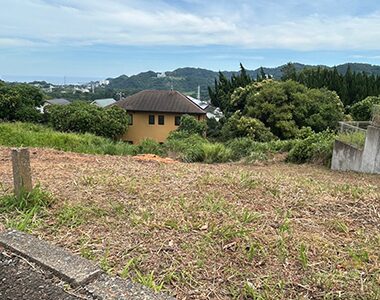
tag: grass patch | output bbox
[0,122,137,156]
[0,185,53,232]
[337,131,366,149]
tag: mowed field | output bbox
[0,147,379,299]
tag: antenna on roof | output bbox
[170,83,173,91]
[197,85,200,100]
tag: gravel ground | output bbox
[0,248,89,300]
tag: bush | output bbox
[0,82,44,122]
[47,102,128,139]
[178,115,207,136]
[286,131,335,165]
[221,112,276,142]
[226,137,296,161]
[350,96,380,121]
[202,143,232,163]
[165,133,207,162]
[232,80,345,139]
[137,139,165,156]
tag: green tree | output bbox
[233,80,344,139]
[350,96,380,121]
[220,111,275,141]
[281,62,297,81]
[0,82,44,122]
[177,114,207,136]
[47,102,128,139]
[208,64,253,116]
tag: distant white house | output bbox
[91,98,116,108]
[186,95,223,121]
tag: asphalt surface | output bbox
[0,249,86,300]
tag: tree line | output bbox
[281,63,380,107]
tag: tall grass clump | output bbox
[137,139,166,156]
[0,185,54,231]
[202,143,232,163]
[0,122,137,156]
[165,132,207,162]
[226,137,297,161]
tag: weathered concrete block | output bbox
[0,230,100,286]
[331,140,363,172]
[361,126,380,174]
[85,274,175,300]
[11,148,33,197]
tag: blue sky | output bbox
[1,0,380,80]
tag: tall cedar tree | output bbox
[285,63,380,107]
[208,63,252,116]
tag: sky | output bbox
[1,0,380,81]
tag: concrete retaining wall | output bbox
[331,140,363,172]
[332,125,380,174]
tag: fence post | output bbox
[11,148,33,197]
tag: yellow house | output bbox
[112,90,206,144]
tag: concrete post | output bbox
[361,126,380,173]
[11,148,33,197]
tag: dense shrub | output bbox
[220,112,276,142]
[206,118,222,139]
[137,139,166,156]
[165,132,207,162]
[0,82,44,122]
[47,102,128,139]
[226,137,296,161]
[286,131,335,165]
[350,96,380,121]
[231,80,345,139]
[202,143,232,163]
[178,114,207,136]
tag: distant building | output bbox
[110,90,206,144]
[91,98,116,108]
[45,98,71,106]
[37,98,71,113]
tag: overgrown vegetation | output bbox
[0,122,337,165]
[0,122,137,156]
[0,82,44,123]
[287,131,335,165]
[47,102,129,139]
[0,185,53,232]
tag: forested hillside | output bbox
[107,63,380,100]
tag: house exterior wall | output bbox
[122,112,206,144]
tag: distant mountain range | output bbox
[107,63,380,100]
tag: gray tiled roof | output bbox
[111,90,206,114]
[45,98,70,105]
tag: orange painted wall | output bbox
[122,112,205,144]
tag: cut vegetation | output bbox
[0,147,379,299]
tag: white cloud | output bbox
[0,0,380,50]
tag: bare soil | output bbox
[0,147,379,299]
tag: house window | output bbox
[149,114,155,124]
[128,114,133,125]
[158,115,165,125]
[175,116,181,126]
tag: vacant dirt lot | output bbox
[0,147,379,299]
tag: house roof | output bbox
[186,95,209,110]
[45,98,70,105]
[91,98,116,107]
[111,90,206,115]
